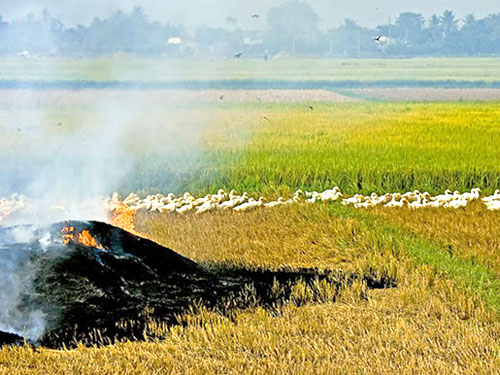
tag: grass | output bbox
[1,57,500,82]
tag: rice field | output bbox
[3,95,500,196]
[1,57,500,82]
[2,87,500,374]
[192,102,500,196]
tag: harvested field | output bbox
[0,89,357,107]
[182,89,358,102]
[349,88,500,101]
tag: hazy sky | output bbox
[0,0,498,30]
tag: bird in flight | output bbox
[308,105,314,111]
[234,52,243,58]
[374,35,389,43]
[219,95,224,100]
[251,14,260,19]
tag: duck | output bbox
[294,189,305,198]
[434,189,453,202]
[482,189,500,203]
[282,195,302,205]
[307,192,322,203]
[135,201,152,211]
[234,192,250,206]
[377,193,393,205]
[264,197,287,208]
[216,189,228,202]
[320,189,342,202]
[218,198,238,210]
[150,200,166,212]
[409,196,425,209]
[462,188,481,201]
[123,193,141,206]
[342,194,366,206]
[158,202,177,213]
[445,199,468,209]
[385,197,408,208]
[234,197,265,212]
[197,197,218,213]
[485,200,500,211]
[192,196,207,207]
[354,200,373,209]
[402,190,420,202]
[196,201,217,214]
[425,199,442,208]
[393,198,409,208]
[176,202,194,214]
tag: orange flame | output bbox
[61,226,103,249]
[78,230,104,249]
[110,202,144,237]
[61,226,74,245]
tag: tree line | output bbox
[0,1,499,58]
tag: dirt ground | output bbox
[4,88,500,106]
[349,88,500,101]
[0,89,358,106]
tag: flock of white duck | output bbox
[1,187,500,223]
[108,187,500,215]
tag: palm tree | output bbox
[428,14,442,45]
[440,10,458,37]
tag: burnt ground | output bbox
[0,221,395,348]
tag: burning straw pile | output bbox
[0,213,389,348]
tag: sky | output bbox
[0,0,498,30]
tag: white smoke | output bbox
[0,226,49,340]
[0,85,212,342]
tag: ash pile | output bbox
[0,221,217,348]
[0,221,394,348]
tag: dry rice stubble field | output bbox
[3,203,500,374]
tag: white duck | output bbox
[434,189,453,203]
[196,201,217,214]
[264,197,287,208]
[485,200,500,211]
[354,200,373,209]
[176,202,194,214]
[482,189,500,203]
[306,192,322,203]
[320,189,342,202]
[342,194,365,206]
[461,188,481,201]
[445,199,468,209]
[158,201,177,213]
[233,197,265,212]
[385,197,408,208]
